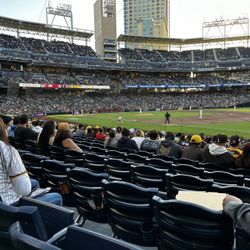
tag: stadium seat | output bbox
[83,153,106,173]
[145,158,172,170]
[106,149,126,159]
[126,153,147,164]
[230,168,250,179]
[90,146,106,156]
[64,149,84,167]
[10,222,141,250]
[174,158,199,167]
[49,146,65,161]
[165,173,214,199]
[137,151,155,158]
[235,226,250,250]
[131,165,168,190]
[104,158,132,181]
[211,185,250,203]
[68,168,108,225]
[24,140,37,154]
[21,153,49,185]
[154,154,176,162]
[152,196,234,250]
[202,171,244,186]
[198,162,228,172]
[169,164,205,177]
[102,179,158,246]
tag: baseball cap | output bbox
[58,122,70,132]
[230,135,240,147]
[191,135,203,144]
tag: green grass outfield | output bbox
[47,108,250,138]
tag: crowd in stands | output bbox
[0,91,249,116]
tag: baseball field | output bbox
[47,108,250,138]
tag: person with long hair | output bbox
[53,122,82,152]
[37,120,56,155]
[0,118,62,205]
[235,143,250,169]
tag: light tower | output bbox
[46,1,74,42]
[94,0,117,62]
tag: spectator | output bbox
[116,127,122,140]
[227,135,243,158]
[202,134,235,168]
[32,119,44,134]
[223,195,249,234]
[117,128,138,152]
[8,116,19,138]
[95,128,107,140]
[53,122,83,152]
[104,129,117,148]
[0,115,12,129]
[181,134,203,161]
[85,126,94,138]
[235,143,250,169]
[157,132,182,158]
[74,124,85,137]
[132,129,145,149]
[141,130,161,153]
[37,120,56,156]
[0,118,62,205]
[14,114,38,142]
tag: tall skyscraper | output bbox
[124,0,170,39]
[94,0,117,61]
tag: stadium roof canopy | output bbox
[0,16,93,40]
[117,34,250,46]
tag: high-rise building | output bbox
[94,0,117,62]
[124,0,170,47]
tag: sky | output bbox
[0,0,249,48]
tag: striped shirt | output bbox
[0,141,27,205]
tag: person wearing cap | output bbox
[227,135,243,159]
[181,135,203,161]
[201,134,235,168]
[53,122,83,152]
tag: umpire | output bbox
[165,112,171,124]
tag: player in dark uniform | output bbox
[165,112,171,124]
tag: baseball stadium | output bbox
[0,0,250,249]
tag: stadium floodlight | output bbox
[47,0,72,17]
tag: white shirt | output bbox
[132,137,145,149]
[0,141,31,205]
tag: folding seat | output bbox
[155,154,175,162]
[49,146,65,161]
[24,140,37,154]
[131,165,168,191]
[202,170,244,186]
[21,153,49,185]
[90,146,106,156]
[174,157,199,167]
[152,196,234,250]
[10,223,141,250]
[68,168,108,225]
[145,158,172,170]
[104,158,132,181]
[165,173,214,199]
[41,160,75,205]
[211,185,250,203]
[230,168,250,179]
[126,153,147,164]
[83,153,106,173]
[169,164,204,177]
[198,162,226,172]
[106,149,126,159]
[137,150,155,158]
[64,149,84,167]
[102,179,158,246]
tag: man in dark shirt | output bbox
[14,114,38,142]
[117,128,138,152]
[165,112,171,124]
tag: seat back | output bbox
[0,202,47,241]
[174,158,199,167]
[126,153,147,164]
[235,226,250,250]
[49,146,65,161]
[106,150,126,159]
[68,168,108,224]
[212,185,250,203]
[18,197,74,239]
[102,180,158,246]
[202,171,244,186]
[10,222,61,250]
[170,164,204,176]
[63,225,141,250]
[83,153,106,173]
[105,158,132,181]
[131,165,168,190]
[165,173,213,199]
[146,158,172,170]
[198,162,226,172]
[155,154,175,162]
[24,140,37,154]
[21,153,48,183]
[64,149,84,167]
[153,196,234,250]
